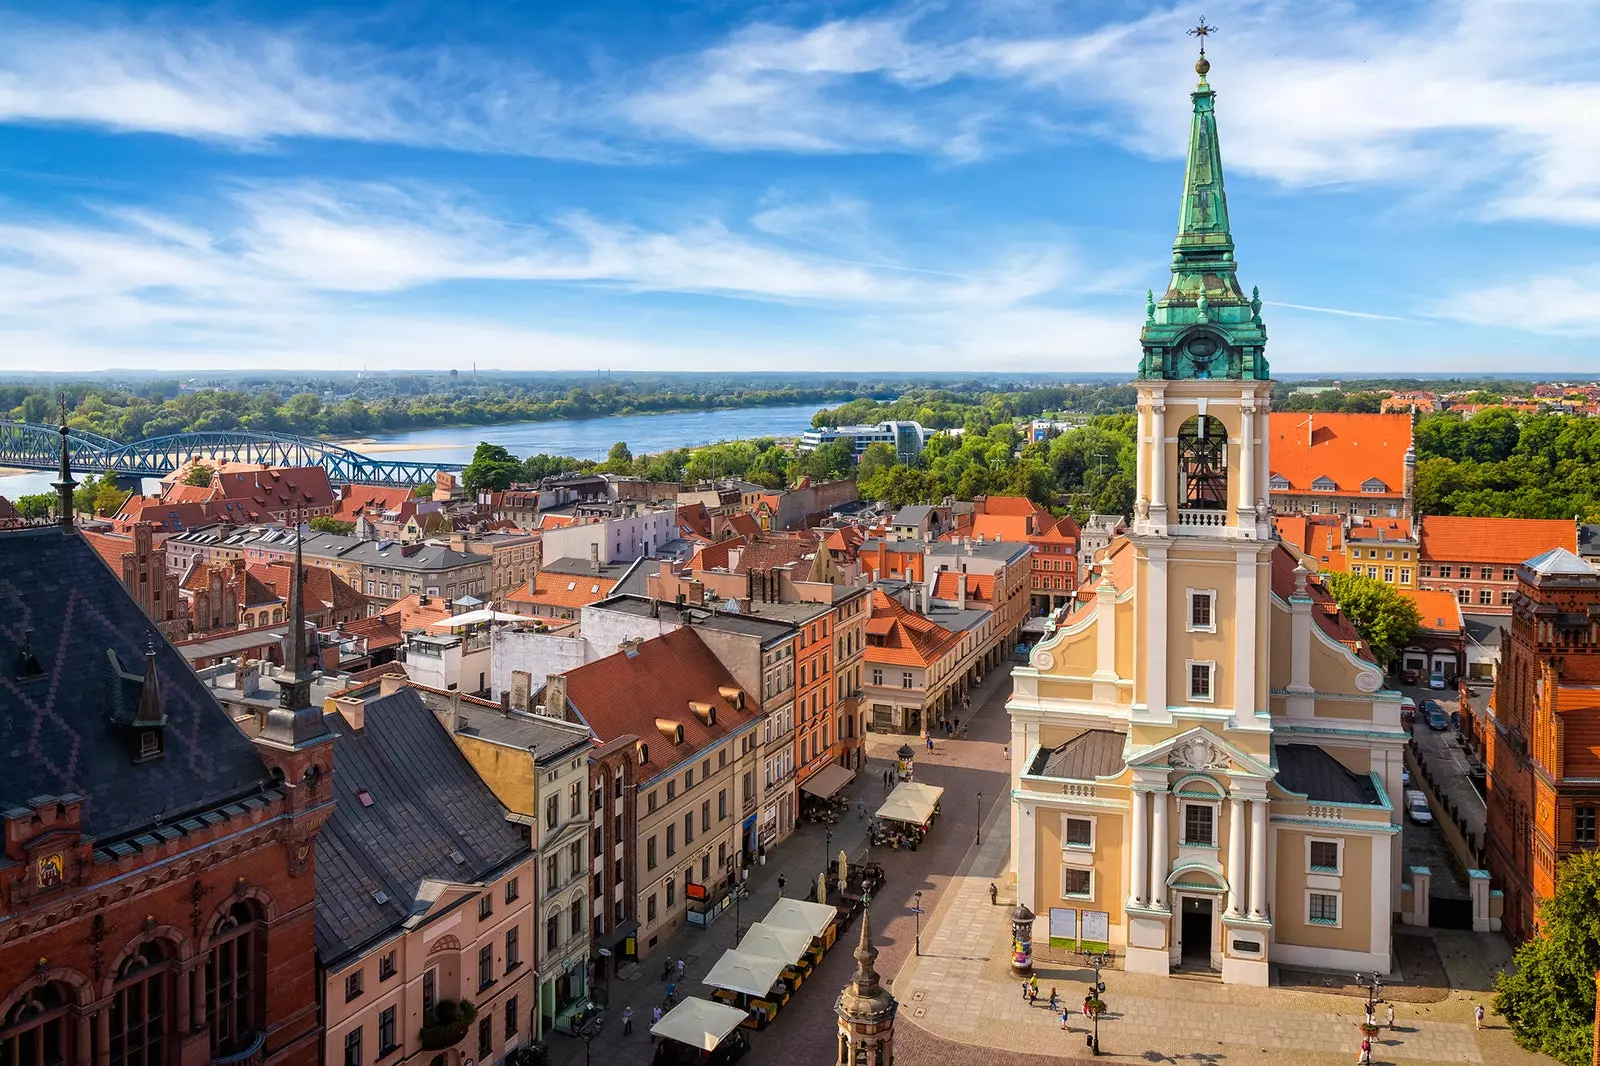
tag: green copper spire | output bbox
[1138,39,1268,381]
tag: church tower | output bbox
[835,907,897,1066]
[1009,35,1404,991]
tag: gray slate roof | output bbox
[314,688,531,965]
[453,708,590,768]
[0,527,274,843]
[1031,729,1125,780]
[1274,744,1380,805]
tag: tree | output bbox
[182,462,215,487]
[94,479,131,517]
[461,442,521,493]
[14,493,54,520]
[1494,849,1600,1066]
[606,441,633,466]
[1320,571,1420,667]
[857,441,898,484]
[412,483,435,498]
[308,516,356,535]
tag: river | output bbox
[0,403,822,499]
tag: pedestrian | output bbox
[1029,975,1038,999]
[661,959,672,982]
[989,882,998,906]
[1060,1005,1071,1030]
[1021,979,1029,1001]
[676,957,685,980]
[666,980,677,1005]
[1386,1003,1395,1030]
[1048,987,1058,1011]
[954,716,960,733]
[926,735,934,752]
[1474,1004,1485,1029]
[622,1006,633,1035]
[778,874,786,895]
[858,799,866,818]
[1004,743,1010,761]
[1357,1038,1371,1065]
[651,1005,663,1026]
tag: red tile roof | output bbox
[507,570,620,611]
[688,537,744,572]
[213,466,335,512]
[863,589,960,668]
[563,628,760,777]
[1418,516,1576,565]
[1401,588,1464,633]
[335,485,414,521]
[253,561,364,615]
[1348,517,1413,541]
[113,495,225,533]
[966,515,1032,542]
[931,571,996,606]
[981,495,1046,517]
[1268,544,1375,661]
[381,593,453,632]
[83,529,135,569]
[340,614,405,651]
[1267,412,1412,496]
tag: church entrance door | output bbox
[1179,896,1214,968]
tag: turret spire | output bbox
[274,504,315,711]
[1137,30,1268,382]
[851,904,882,997]
[53,396,76,530]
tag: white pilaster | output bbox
[1226,795,1246,917]
[1149,402,1167,523]
[1129,789,1149,907]
[1247,799,1268,920]
[1287,564,1314,717]
[1145,543,1169,717]
[1234,548,1258,721]
[1149,790,1169,910]
[1237,398,1256,532]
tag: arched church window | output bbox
[206,902,264,1057]
[111,942,173,1066]
[1177,416,1228,510]
[1,982,73,1066]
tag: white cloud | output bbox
[1433,267,1600,336]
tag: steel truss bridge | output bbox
[0,422,463,489]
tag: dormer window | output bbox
[1268,473,1290,491]
[1360,478,1388,494]
[1310,476,1337,492]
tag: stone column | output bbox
[1237,400,1256,528]
[1226,796,1247,917]
[1248,799,1268,920]
[176,962,191,1033]
[1149,790,1169,909]
[1129,789,1149,907]
[94,1007,110,1066]
[1149,403,1167,517]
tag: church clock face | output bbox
[1184,335,1219,377]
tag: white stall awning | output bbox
[799,762,854,799]
[760,897,836,941]
[875,781,944,825]
[700,950,787,998]
[649,997,749,1051]
[737,922,812,965]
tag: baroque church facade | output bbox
[1007,53,1407,984]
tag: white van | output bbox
[1406,790,1433,824]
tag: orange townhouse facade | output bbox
[1418,516,1578,616]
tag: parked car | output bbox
[1402,767,1411,788]
[1406,790,1433,824]
[1420,699,1442,716]
[1400,697,1417,727]
[1429,671,1447,690]
[1426,707,1450,731]
[1400,668,1419,686]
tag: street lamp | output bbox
[1081,950,1109,1056]
[577,1012,603,1066]
[975,791,983,844]
[912,891,924,956]
[1355,971,1384,1030]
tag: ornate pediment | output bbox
[1126,727,1272,780]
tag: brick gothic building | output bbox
[0,456,333,1066]
[1485,548,1600,941]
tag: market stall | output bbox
[701,949,790,1027]
[872,782,944,849]
[649,997,751,1065]
[738,921,816,990]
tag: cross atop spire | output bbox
[53,395,76,531]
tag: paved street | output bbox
[544,666,1551,1066]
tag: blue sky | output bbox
[0,0,1596,375]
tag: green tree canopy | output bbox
[1319,571,1420,667]
[308,516,356,535]
[182,462,215,487]
[1495,849,1600,1066]
[93,479,131,517]
[14,493,54,520]
[461,442,521,493]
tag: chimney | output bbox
[236,658,260,695]
[500,690,511,715]
[618,637,643,658]
[542,673,569,719]
[332,694,365,731]
[958,572,968,611]
[590,542,601,573]
[449,688,462,732]
[450,533,467,552]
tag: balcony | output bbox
[211,1032,266,1066]
[1175,508,1227,529]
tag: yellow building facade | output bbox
[1006,54,1406,985]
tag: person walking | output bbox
[989,882,998,906]
[676,957,685,981]
[1048,987,1058,1011]
[1386,1003,1395,1030]
[953,716,960,733]
[858,799,866,818]
[777,874,786,895]
[926,735,934,752]
[1357,1038,1372,1064]
[1021,979,1029,1002]
[622,1006,633,1035]
[1060,1004,1071,1031]
[1474,1004,1485,1029]
[651,1005,663,1027]
[665,980,677,1005]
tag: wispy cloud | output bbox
[1265,301,1413,323]
[1433,267,1600,337]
